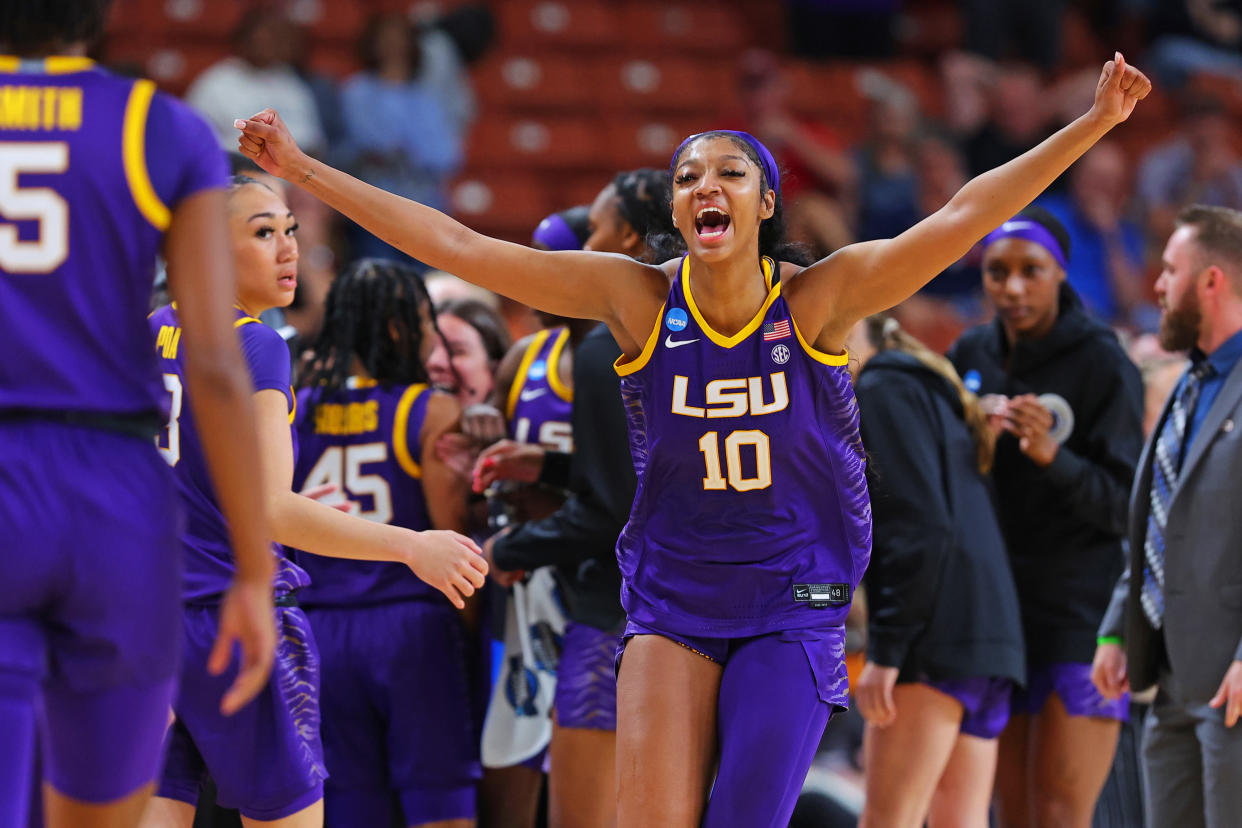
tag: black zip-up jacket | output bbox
[948,285,1143,665]
[491,324,630,633]
[858,351,1026,685]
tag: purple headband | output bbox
[532,213,584,251]
[670,130,781,196]
[982,219,1069,269]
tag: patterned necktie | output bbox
[1141,360,1215,628]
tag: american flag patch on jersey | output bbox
[763,319,792,341]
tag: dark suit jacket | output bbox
[1100,354,1242,702]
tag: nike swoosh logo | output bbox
[519,388,548,402]
[665,335,700,349]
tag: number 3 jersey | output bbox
[614,257,871,638]
[149,305,309,602]
[1,59,228,416]
[507,326,573,451]
[291,380,438,607]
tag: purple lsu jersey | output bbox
[507,326,573,451]
[149,305,309,601]
[614,257,871,638]
[292,380,442,606]
[0,58,228,416]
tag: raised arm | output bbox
[793,54,1151,348]
[233,111,663,346]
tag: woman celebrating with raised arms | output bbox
[236,54,1150,828]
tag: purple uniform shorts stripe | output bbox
[555,622,622,731]
[160,604,325,820]
[1012,661,1130,721]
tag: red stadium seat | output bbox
[596,56,728,116]
[472,53,604,111]
[289,0,368,45]
[782,61,867,138]
[618,2,745,54]
[465,115,604,171]
[105,38,228,96]
[449,171,552,242]
[603,116,704,169]
[151,0,248,39]
[495,1,621,50]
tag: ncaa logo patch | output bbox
[771,343,791,365]
[665,307,689,332]
[963,369,982,393]
[1038,393,1075,444]
[528,360,547,381]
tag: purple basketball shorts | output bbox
[925,676,1014,739]
[159,603,326,820]
[554,621,622,731]
[1011,661,1129,721]
[619,618,848,828]
[307,601,479,827]
[0,421,181,804]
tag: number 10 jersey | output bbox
[614,257,871,638]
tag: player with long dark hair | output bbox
[236,54,1150,826]
[291,258,480,828]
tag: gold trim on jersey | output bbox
[0,56,94,74]
[792,318,849,366]
[614,303,665,377]
[506,328,551,420]
[683,257,781,349]
[234,315,299,421]
[122,79,171,230]
[545,326,572,403]
[393,383,428,479]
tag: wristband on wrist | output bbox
[1097,636,1122,647]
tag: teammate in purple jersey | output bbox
[236,53,1150,827]
[142,179,486,827]
[290,259,480,828]
[0,3,275,825]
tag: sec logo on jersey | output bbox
[770,344,791,365]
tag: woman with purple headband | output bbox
[948,206,1144,827]
[235,54,1150,827]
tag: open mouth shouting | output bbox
[695,206,731,241]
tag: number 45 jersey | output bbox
[0,59,227,416]
[291,380,438,607]
[614,257,872,638]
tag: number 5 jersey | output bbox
[614,257,871,638]
[1,59,227,417]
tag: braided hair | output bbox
[657,131,811,266]
[302,258,439,394]
[609,168,676,262]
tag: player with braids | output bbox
[291,258,482,828]
[237,53,1150,827]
